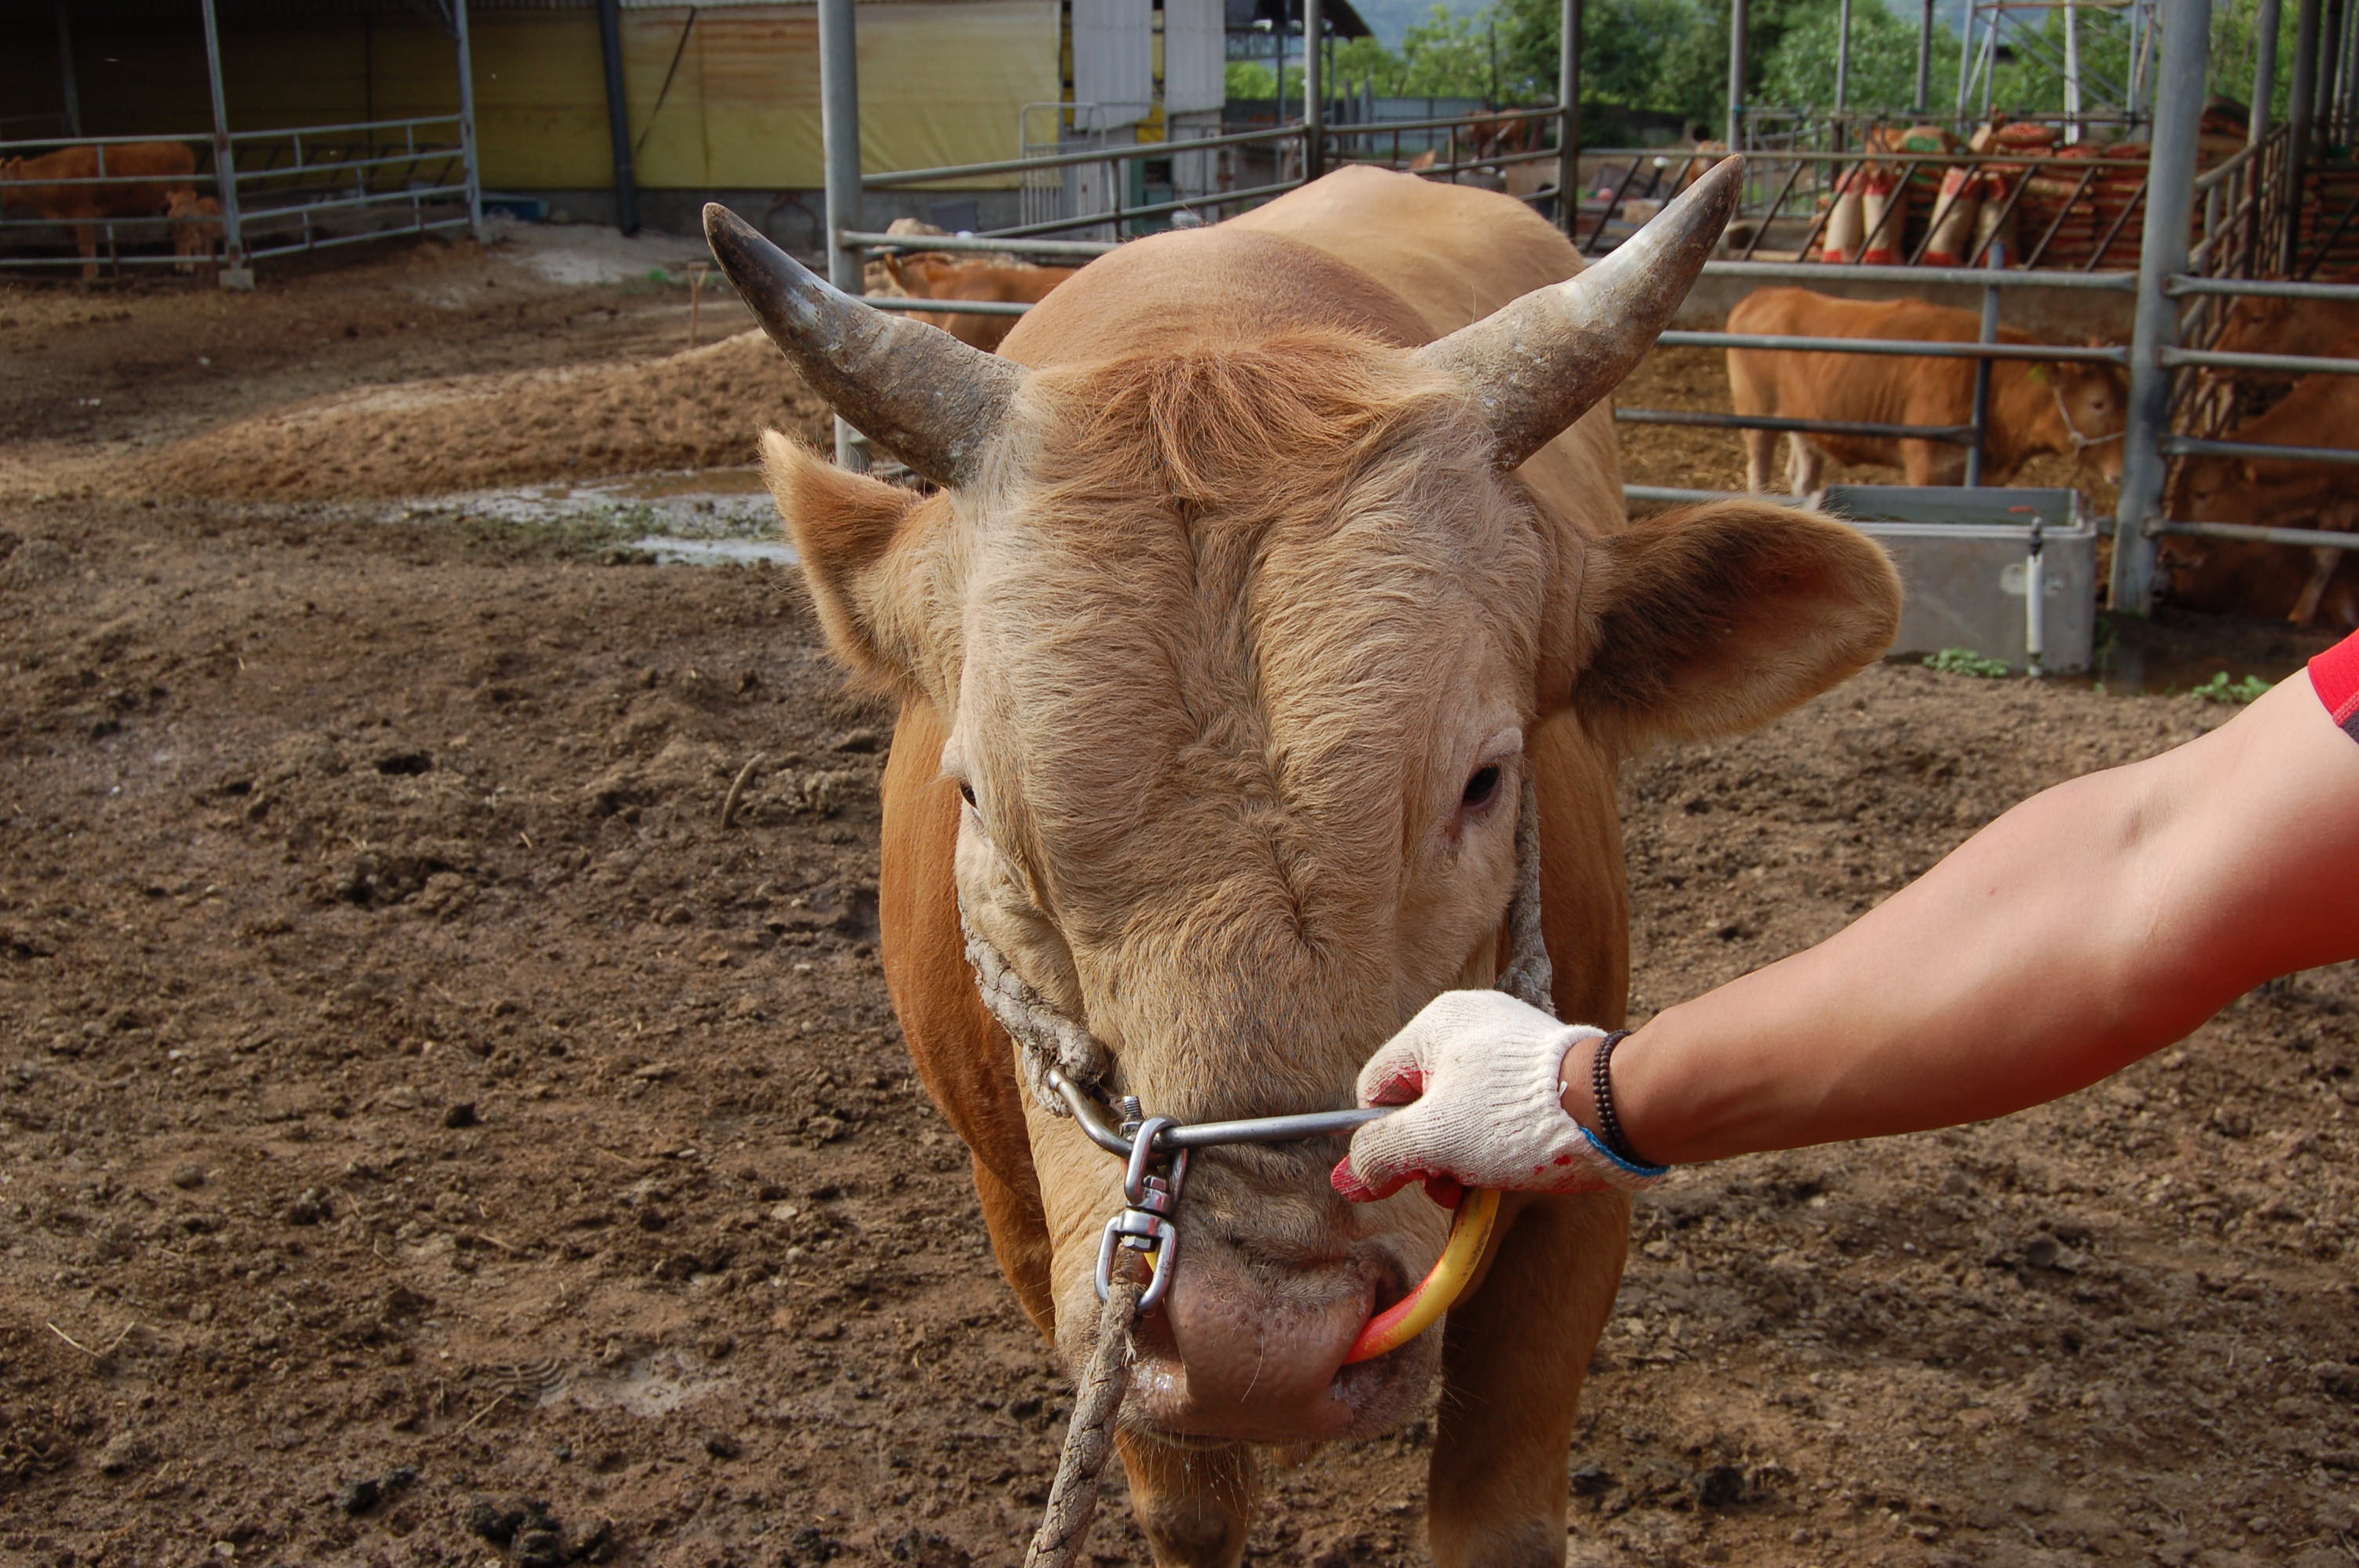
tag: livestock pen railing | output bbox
[0,116,478,277]
[809,0,2354,619]
[0,0,481,284]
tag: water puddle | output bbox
[628,535,798,566]
[382,468,798,565]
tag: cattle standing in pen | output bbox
[871,251,1078,352]
[0,141,198,281]
[703,163,1900,1567]
[2167,372,2359,628]
[1725,287,2128,495]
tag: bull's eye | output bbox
[958,781,978,808]
[1462,764,1503,811]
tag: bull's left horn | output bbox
[703,202,1023,486]
[1414,157,1745,470]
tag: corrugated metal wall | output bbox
[1070,0,1152,127]
[1159,0,1223,116]
[1,3,1056,189]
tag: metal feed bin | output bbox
[1818,486,2098,677]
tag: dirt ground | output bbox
[2,233,2354,1568]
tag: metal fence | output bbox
[813,0,2357,619]
[0,0,480,285]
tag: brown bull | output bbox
[2166,372,2359,628]
[1725,287,2128,494]
[0,140,198,281]
[704,164,1899,1566]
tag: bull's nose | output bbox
[1122,1245,1426,1443]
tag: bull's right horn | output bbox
[1414,158,1745,470]
[703,203,1023,486]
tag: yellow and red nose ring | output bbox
[1340,1186,1502,1363]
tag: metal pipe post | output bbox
[1835,0,1852,115]
[2062,0,2082,145]
[2327,0,2349,136]
[1915,0,1933,115]
[818,0,867,470]
[1965,246,2001,486]
[1304,0,1325,179]
[453,0,483,239]
[2110,0,2209,616]
[1274,19,1287,137]
[1558,0,1580,235]
[54,1,82,139]
[2285,0,2322,272]
[596,0,640,235]
[1726,0,1747,150]
[2251,0,2282,143]
[198,0,250,289]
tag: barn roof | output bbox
[2,0,1053,34]
[1223,0,1373,38]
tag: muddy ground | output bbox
[0,233,2353,1568]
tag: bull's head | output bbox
[710,170,1898,1447]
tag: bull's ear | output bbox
[1558,500,1902,753]
[760,428,934,693]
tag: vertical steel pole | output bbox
[2111,0,2208,616]
[1965,246,2001,487]
[1726,0,1747,150]
[2285,0,2322,272]
[1835,0,1852,118]
[1304,0,1324,180]
[1558,0,1580,234]
[2325,0,2349,139]
[1274,18,1287,137]
[2062,0,2082,145]
[1915,0,1934,116]
[2250,0,2281,144]
[596,0,639,235]
[819,0,867,470]
[1957,2,1977,113]
[54,1,82,138]
[453,0,482,240]
[198,0,249,289]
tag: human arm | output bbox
[1339,666,2359,1198]
[1582,671,2359,1166]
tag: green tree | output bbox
[1757,0,1960,112]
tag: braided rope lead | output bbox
[1023,1269,1144,1568]
[1497,777,1556,1015]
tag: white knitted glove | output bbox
[1332,990,1669,1202]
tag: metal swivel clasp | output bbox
[1094,1114,1189,1313]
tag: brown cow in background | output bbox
[2166,372,2359,627]
[168,190,224,276]
[0,141,198,281]
[871,251,1078,352]
[1725,287,2128,494]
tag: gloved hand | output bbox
[1331,989,1670,1203]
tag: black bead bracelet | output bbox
[1589,1028,1642,1163]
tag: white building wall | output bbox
[1160,0,1226,115]
[1071,0,1154,127]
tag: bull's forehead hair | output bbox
[952,332,1548,948]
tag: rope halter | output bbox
[2052,379,2125,454]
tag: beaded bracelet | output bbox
[1588,1029,1641,1163]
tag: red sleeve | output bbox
[2312,631,2359,744]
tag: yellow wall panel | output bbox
[2,4,1055,193]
